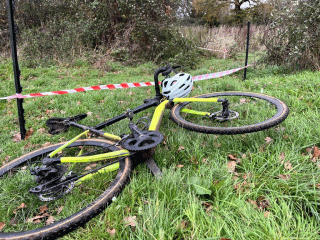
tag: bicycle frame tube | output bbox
[173,97,219,116]
[60,150,129,163]
[49,130,90,158]
[75,162,120,185]
[48,130,128,163]
[148,97,219,131]
[94,98,160,130]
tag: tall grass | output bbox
[180,25,266,59]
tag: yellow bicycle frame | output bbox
[49,97,219,183]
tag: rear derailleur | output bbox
[29,163,76,201]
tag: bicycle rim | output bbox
[170,91,289,135]
[0,139,132,240]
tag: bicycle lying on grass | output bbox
[0,64,289,239]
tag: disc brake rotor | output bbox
[211,110,239,121]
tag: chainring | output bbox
[121,131,163,152]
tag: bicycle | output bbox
[0,64,289,239]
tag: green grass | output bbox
[1,56,320,239]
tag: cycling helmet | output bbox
[161,73,193,100]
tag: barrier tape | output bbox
[0,65,250,100]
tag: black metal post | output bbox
[243,21,250,81]
[8,0,26,139]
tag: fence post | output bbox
[8,0,26,139]
[243,21,250,81]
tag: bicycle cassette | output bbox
[121,131,163,152]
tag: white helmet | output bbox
[161,73,193,100]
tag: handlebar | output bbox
[153,64,180,98]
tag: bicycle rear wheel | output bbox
[0,138,132,240]
[170,91,289,135]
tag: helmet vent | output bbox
[179,84,186,89]
[170,80,177,86]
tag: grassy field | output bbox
[1,56,320,239]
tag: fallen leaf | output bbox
[312,146,320,161]
[226,161,236,173]
[257,196,270,210]
[4,155,11,163]
[12,133,21,142]
[228,154,240,163]
[107,227,116,238]
[87,112,93,116]
[85,163,97,171]
[179,220,188,229]
[27,215,43,224]
[124,216,136,228]
[234,180,250,193]
[37,128,47,134]
[277,174,291,180]
[264,137,274,144]
[247,199,257,208]
[46,216,55,225]
[201,202,213,213]
[279,152,285,164]
[284,161,292,170]
[227,154,237,160]
[25,128,34,140]
[242,172,251,180]
[42,142,52,147]
[177,146,185,153]
[240,98,250,104]
[39,205,48,214]
[259,137,274,152]
[56,206,63,215]
[264,211,271,217]
[9,217,18,226]
[13,203,27,214]
[306,147,313,154]
[283,135,289,139]
[77,101,81,105]
[176,164,184,168]
[46,109,54,114]
[0,222,5,232]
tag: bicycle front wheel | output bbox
[0,138,132,240]
[170,91,289,135]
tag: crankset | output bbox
[46,113,87,135]
[121,130,163,151]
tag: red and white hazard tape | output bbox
[0,65,250,100]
